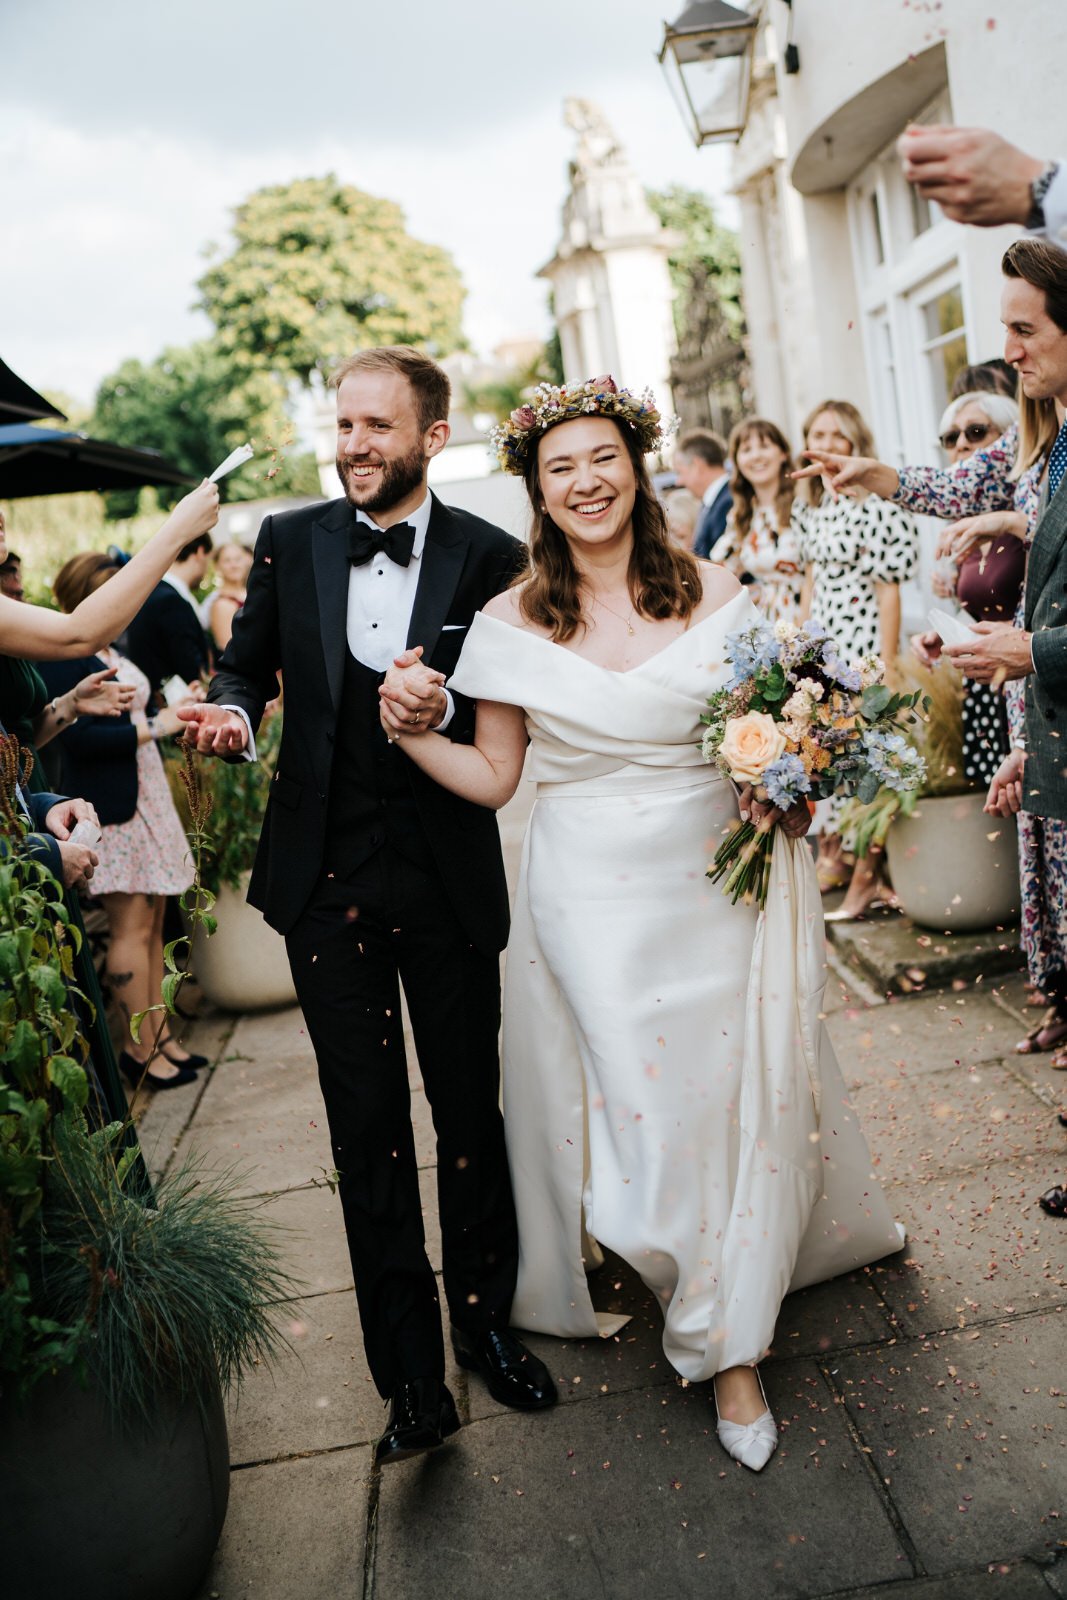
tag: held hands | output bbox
[379,647,448,740]
[736,783,813,840]
[177,702,249,756]
[943,622,1034,685]
[897,125,1044,227]
[985,748,1026,816]
[71,666,136,718]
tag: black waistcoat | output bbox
[323,651,431,878]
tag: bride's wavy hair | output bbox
[516,417,702,642]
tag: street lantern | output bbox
[659,1,760,147]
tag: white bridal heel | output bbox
[714,1369,778,1473]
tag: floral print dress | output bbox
[92,650,193,898]
[710,505,805,629]
[892,426,1061,1006]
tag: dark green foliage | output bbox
[30,1116,296,1427]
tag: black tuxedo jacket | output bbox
[122,580,210,695]
[208,494,525,948]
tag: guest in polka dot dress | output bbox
[794,400,919,918]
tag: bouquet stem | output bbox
[708,819,776,908]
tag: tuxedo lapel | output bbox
[311,501,353,715]
[406,495,468,662]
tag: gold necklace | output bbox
[590,592,636,635]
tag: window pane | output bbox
[927,332,968,417]
[923,286,964,342]
[870,192,886,266]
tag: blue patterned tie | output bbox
[1050,420,1067,500]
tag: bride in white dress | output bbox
[380,380,903,1472]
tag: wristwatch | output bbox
[1026,161,1060,230]
[49,696,78,728]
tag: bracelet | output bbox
[49,696,79,728]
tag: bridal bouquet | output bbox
[701,618,926,906]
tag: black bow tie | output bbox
[348,519,416,569]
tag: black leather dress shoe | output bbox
[450,1327,558,1410]
[374,1378,461,1467]
[1038,1184,1067,1218]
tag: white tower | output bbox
[539,100,678,407]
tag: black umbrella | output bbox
[0,358,66,424]
[0,424,194,498]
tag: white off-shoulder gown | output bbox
[449,593,903,1382]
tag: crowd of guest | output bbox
[0,496,249,1096]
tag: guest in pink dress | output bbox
[43,553,201,1090]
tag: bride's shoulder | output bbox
[482,586,526,625]
[482,585,553,640]
[692,560,743,620]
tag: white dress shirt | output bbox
[228,491,453,758]
[702,474,730,512]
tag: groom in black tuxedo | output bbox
[183,347,556,1463]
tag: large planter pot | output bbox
[0,1370,229,1600]
[886,790,1020,932]
[192,868,297,1012]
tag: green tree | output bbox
[647,184,744,343]
[196,175,467,384]
[91,340,320,516]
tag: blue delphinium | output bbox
[863,729,926,793]
[725,623,780,687]
[821,649,863,692]
[762,753,812,809]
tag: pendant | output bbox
[626,620,635,636]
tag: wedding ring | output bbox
[413,712,421,725]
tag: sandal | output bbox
[1050,1046,1067,1072]
[1015,1007,1067,1055]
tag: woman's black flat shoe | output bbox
[1037,1185,1067,1218]
[160,1045,210,1070]
[119,1051,197,1091]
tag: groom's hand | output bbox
[379,646,448,738]
[177,702,249,756]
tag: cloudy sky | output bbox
[3,0,734,409]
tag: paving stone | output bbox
[832,1317,1066,1576]
[828,912,1023,995]
[828,989,1026,1091]
[771,1270,896,1359]
[196,1446,369,1600]
[879,1166,1067,1336]
[841,1560,1052,1598]
[850,1062,1061,1186]
[226,1290,380,1461]
[225,1004,315,1066]
[466,1254,671,1424]
[174,1079,337,1199]
[374,1370,907,1600]
[255,1168,442,1302]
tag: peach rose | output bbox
[719,711,788,784]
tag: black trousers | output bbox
[285,847,518,1397]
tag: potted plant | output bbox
[0,738,296,1600]
[167,710,297,1011]
[838,660,1020,932]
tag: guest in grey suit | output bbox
[944,239,1067,1214]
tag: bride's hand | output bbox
[738,784,812,839]
[379,645,448,736]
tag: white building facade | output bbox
[732,0,1065,471]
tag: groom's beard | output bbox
[336,443,427,516]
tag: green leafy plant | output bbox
[1,733,297,1417]
[166,711,281,897]
[30,1116,295,1425]
[0,734,92,1390]
[838,658,970,857]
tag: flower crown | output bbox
[489,375,669,476]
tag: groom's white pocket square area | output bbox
[441,624,468,632]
